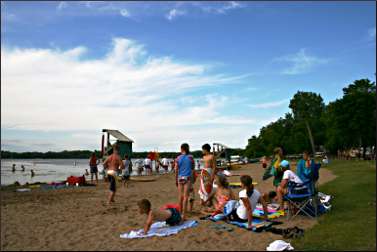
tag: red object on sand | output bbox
[66,176,86,186]
[161,203,181,212]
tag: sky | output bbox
[1,1,376,152]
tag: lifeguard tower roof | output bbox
[102,129,134,143]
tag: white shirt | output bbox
[282,170,303,184]
[144,158,151,166]
[236,189,261,220]
[162,158,168,166]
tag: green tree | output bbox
[289,91,325,155]
[324,79,376,158]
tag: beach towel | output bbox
[120,220,198,239]
[229,181,258,188]
[253,205,285,219]
[199,168,213,201]
[228,219,271,231]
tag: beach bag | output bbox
[66,175,85,186]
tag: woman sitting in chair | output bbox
[276,160,305,211]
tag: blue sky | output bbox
[1,1,376,152]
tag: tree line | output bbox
[244,78,376,159]
[1,148,245,159]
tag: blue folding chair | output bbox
[284,179,318,220]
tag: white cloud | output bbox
[1,37,263,151]
[166,8,186,21]
[120,9,130,17]
[274,48,329,75]
[217,1,242,14]
[201,1,244,15]
[57,1,68,11]
[249,99,290,109]
[368,27,376,41]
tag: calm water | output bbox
[1,158,203,186]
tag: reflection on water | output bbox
[1,158,202,186]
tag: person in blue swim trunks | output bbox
[138,199,182,235]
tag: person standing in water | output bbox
[21,165,25,172]
[122,155,132,187]
[12,164,16,172]
[103,144,124,205]
[196,160,201,170]
[30,169,35,177]
[199,143,217,207]
[89,152,100,185]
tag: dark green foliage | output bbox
[245,78,376,158]
[323,79,376,158]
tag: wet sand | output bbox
[1,163,336,251]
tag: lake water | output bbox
[0,158,203,186]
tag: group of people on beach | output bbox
[89,143,319,234]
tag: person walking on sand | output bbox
[103,144,124,205]
[161,157,169,173]
[175,143,195,221]
[89,152,100,185]
[199,143,217,207]
[144,157,152,176]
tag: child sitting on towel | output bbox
[138,199,182,234]
[212,175,235,215]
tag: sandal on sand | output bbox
[199,215,211,220]
[209,224,234,232]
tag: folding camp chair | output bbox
[284,180,318,220]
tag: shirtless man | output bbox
[103,144,124,205]
[199,143,217,207]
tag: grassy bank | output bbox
[292,160,376,251]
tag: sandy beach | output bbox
[1,163,336,251]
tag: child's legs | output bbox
[95,173,98,183]
[277,186,285,208]
[182,181,191,218]
[189,198,194,212]
[178,183,184,211]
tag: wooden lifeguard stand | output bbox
[213,143,231,170]
[101,129,134,161]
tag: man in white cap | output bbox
[276,160,304,210]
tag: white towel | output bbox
[266,240,294,251]
[120,220,198,239]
